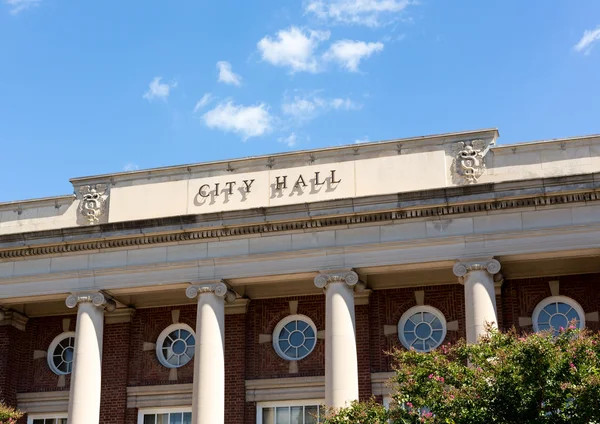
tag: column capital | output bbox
[186,281,236,303]
[453,259,501,278]
[66,292,116,311]
[314,270,361,289]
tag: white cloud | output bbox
[282,92,361,121]
[202,101,273,140]
[143,77,177,101]
[278,133,298,147]
[574,26,600,55]
[355,136,369,143]
[305,0,411,27]
[123,163,139,172]
[258,26,330,73]
[217,61,242,86]
[5,0,41,15]
[193,93,214,113]
[324,40,384,71]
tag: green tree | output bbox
[324,326,600,424]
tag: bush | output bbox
[0,402,23,424]
[324,326,600,424]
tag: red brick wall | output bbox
[0,324,27,407]
[245,296,325,380]
[356,304,372,401]
[369,284,466,373]
[100,322,131,424]
[127,305,197,387]
[19,315,75,394]
[501,273,600,333]
[225,313,246,423]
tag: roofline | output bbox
[69,128,499,184]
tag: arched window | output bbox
[47,332,76,375]
[272,315,318,361]
[532,296,585,335]
[156,323,196,368]
[398,306,447,352]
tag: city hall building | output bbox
[1,128,600,424]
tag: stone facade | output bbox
[1,129,600,423]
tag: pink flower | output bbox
[428,374,434,379]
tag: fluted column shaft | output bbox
[315,271,361,408]
[186,282,235,424]
[453,259,501,344]
[66,292,115,424]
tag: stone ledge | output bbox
[371,372,395,396]
[17,391,69,414]
[245,376,325,402]
[126,384,193,409]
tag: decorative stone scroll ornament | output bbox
[452,139,494,184]
[453,259,501,281]
[314,270,364,291]
[65,292,116,312]
[77,184,108,225]
[186,281,236,303]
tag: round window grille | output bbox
[398,306,447,352]
[156,324,196,368]
[272,315,318,361]
[47,332,76,375]
[532,296,585,335]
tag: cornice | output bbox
[0,177,598,261]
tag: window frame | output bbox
[532,295,586,333]
[272,314,318,361]
[397,305,447,353]
[155,323,196,369]
[47,331,76,375]
[27,414,68,424]
[136,407,193,424]
[256,399,324,424]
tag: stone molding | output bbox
[0,309,28,330]
[65,292,117,312]
[1,177,599,260]
[17,391,69,414]
[186,281,236,303]
[105,307,136,324]
[245,376,325,402]
[453,259,501,278]
[371,372,395,397]
[225,298,250,315]
[126,384,193,409]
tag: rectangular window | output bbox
[28,416,67,424]
[257,400,324,424]
[137,408,192,424]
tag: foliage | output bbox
[0,402,23,424]
[324,326,600,424]
[324,398,390,423]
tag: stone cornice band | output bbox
[65,292,117,312]
[0,181,599,260]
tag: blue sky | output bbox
[1,0,599,202]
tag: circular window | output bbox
[156,324,196,368]
[272,315,318,361]
[532,296,585,335]
[47,332,76,375]
[398,306,447,352]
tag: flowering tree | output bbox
[324,326,600,423]
[0,403,23,424]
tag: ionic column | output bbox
[453,259,502,344]
[314,270,363,408]
[186,282,235,424]
[65,292,115,424]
